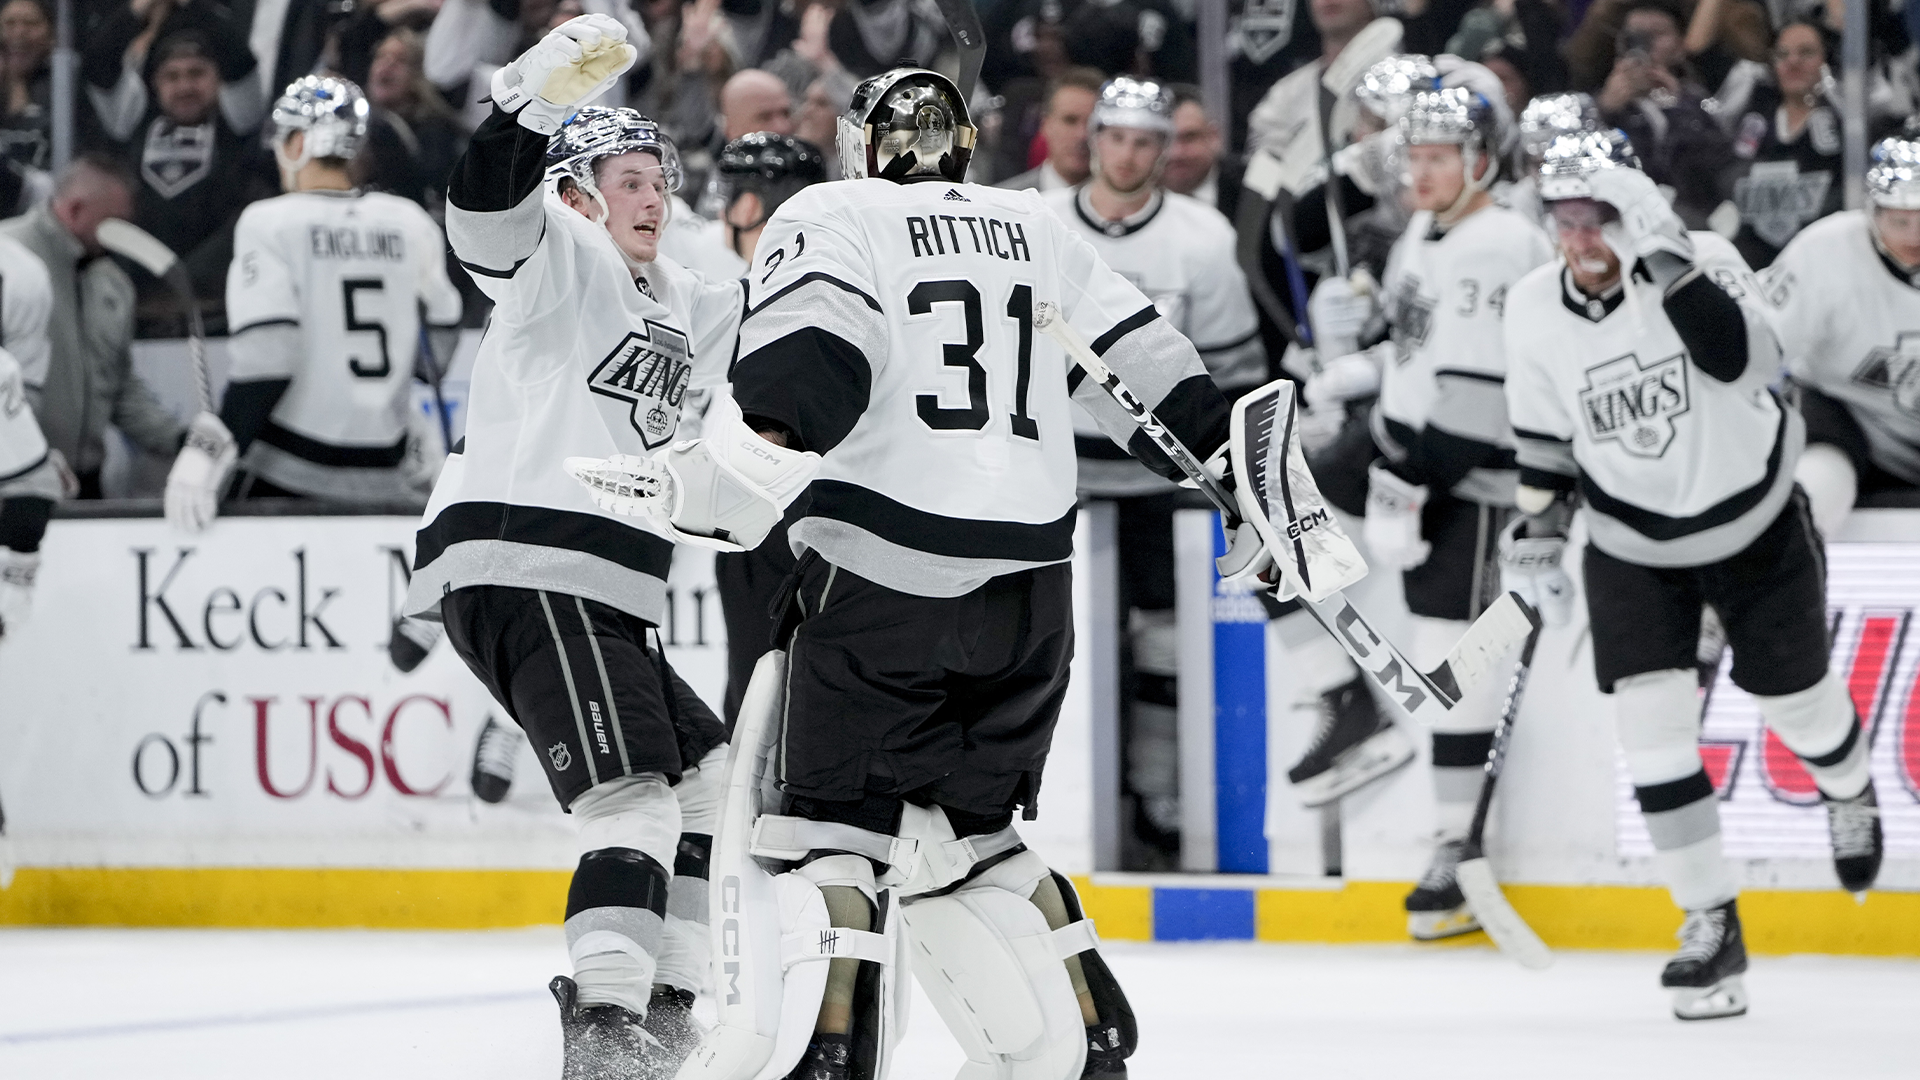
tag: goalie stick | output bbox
[1031,302,1537,726]
[96,218,211,414]
[1455,624,1552,969]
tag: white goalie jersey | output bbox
[1374,205,1555,504]
[1769,210,1920,485]
[730,178,1231,598]
[1043,185,1264,496]
[225,190,463,498]
[1505,232,1796,568]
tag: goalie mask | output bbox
[1536,128,1641,202]
[1517,92,1598,168]
[547,106,682,224]
[272,75,369,174]
[1867,134,1920,211]
[838,67,976,183]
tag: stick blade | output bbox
[1457,857,1553,970]
[1230,378,1367,601]
[1430,592,1538,700]
[928,0,987,99]
[1320,17,1406,96]
[95,217,180,278]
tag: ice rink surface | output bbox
[2,928,1915,1079]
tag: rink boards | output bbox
[1,508,1918,956]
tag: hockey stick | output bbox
[96,218,210,414]
[0,787,13,889]
[417,323,455,449]
[1455,625,1553,970]
[1314,18,1403,279]
[929,0,987,100]
[1032,301,1537,725]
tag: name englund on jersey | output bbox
[1505,231,1798,567]
[731,178,1225,598]
[1770,209,1920,484]
[225,190,462,498]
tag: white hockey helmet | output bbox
[1400,83,1511,209]
[1354,54,1437,125]
[1866,134,1920,211]
[1090,75,1176,137]
[1517,92,1599,165]
[546,106,682,223]
[1536,128,1642,202]
[837,67,976,183]
[272,75,369,170]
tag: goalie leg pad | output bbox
[903,871,1089,1080]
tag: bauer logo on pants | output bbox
[588,320,695,450]
[1579,352,1689,457]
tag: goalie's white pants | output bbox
[571,773,681,1013]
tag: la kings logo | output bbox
[1388,276,1434,353]
[1579,352,1690,457]
[1852,332,1920,416]
[588,320,695,449]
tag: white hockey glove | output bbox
[1587,166,1692,266]
[1498,514,1575,627]
[0,546,38,643]
[165,412,237,534]
[1303,347,1384,409]
[491,13,638,135]
[1305,272,1377,360]
[567,396,821,552]
[1363,462,1431,570]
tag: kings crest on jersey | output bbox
[588,319,695,448]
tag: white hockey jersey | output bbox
[0,345,49,492]
[224,189,463,499]
[1505,233,1797,567]
[0,234,53,399]
[408,163,742,624]
[1374,205,1555,504]
[1769,210,1920,484]
[731,177,1230,598]
[1043,185,1265,496]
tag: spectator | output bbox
[996,65,1102,192]
[1386,0,1480,58]
[1718,19,1851,267]
[86,0,265,144]
[720,0,942,79]
[1444,0,1570,108]
[1163,83,1239,217]
[1245,0,1375,162]
[0,156,186,499]
[327,0,447,89]
[422,0,649,128]
[1060,0,1198,83]
[1224,0,1323,154]
[94,30,275,321]
[1567,0,1771,95]
[353,28,468,213]
[1591,0,1737,227]
[1,0,51,172]
[718,67,792,140]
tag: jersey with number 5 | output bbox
[732,178,1231,598]
[225,190,462,495]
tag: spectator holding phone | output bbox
[1592,0,1735,228]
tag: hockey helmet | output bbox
[1400,83,1511,207]
[1866,134,1920,211]
[715,132,828,228]
[1089,76,1176,137]
[1518,92,1599,165]
[547,107,681,222]
[838,67,976,183]
[1354,54,1437,125]
[272,75,369,170]
[1536,128,1641,202]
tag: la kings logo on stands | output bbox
[1579,352,1690,457]
[588,319,695,449]
[1852,332,1920,415]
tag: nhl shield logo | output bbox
[1579,352,1690,458]
[1852,332,1920,416]
[548,742,573,771]
[587,320,695,450]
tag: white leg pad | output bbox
[903,882,1088,1080]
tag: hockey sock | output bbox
[654,832,711,993]
[1415,618,1490,842]
[1614,669,1737,910]
[1126,608,1180,830]
[1029,873,1100,1026]
[1275,607,1361,697]
[1756,674,1872,800]
[817,884,873,1035]
[568,775,681,1014]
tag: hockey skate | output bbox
[785,1032,852,1080]
[470,716,523,804]
[641,985,704,1067]
[1287,674,1414,806]
[1084,1021,1130,1077]
[1405,838,1481,940]
[1825,780,1884,895]
[1662,900,1748,1020]
[550,975,676,1080]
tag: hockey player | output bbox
[1773,133,1920,540]
[1509,92,1598,225]
[569,65,1267,1080]
[1041,75,1266,860]
[400,16,742,1076]
[1502,130,1883,1020]
[0,233,56,644]
[1344,79,1554,941]
[162,75,464,533]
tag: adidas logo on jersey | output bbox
[1579,352,1690,457]
[943,188,969,201]
[588,319,695,450]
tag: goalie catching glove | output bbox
[566,394,820,552]
[491,14,638,135]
